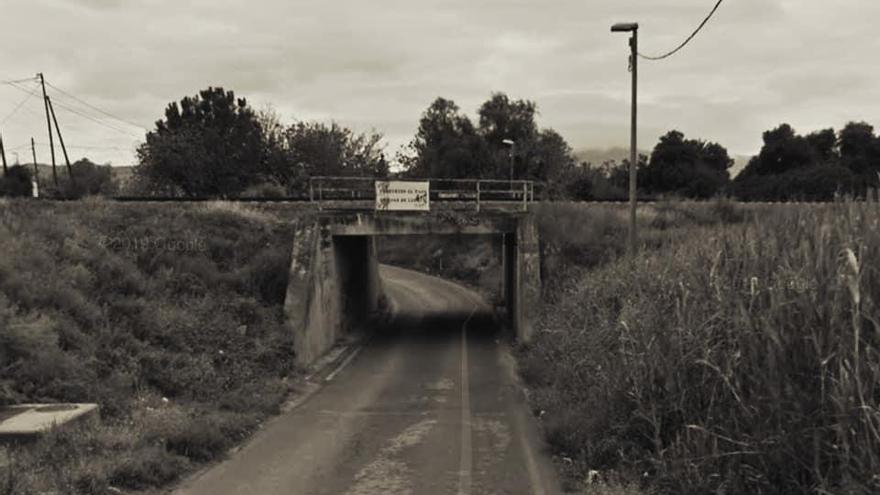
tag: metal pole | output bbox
[476,180,481,212]
[509,142,515,188]
[628,30,639,257]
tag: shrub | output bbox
[108,446,189,489]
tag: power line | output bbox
[0,76,38,85]
[638,0,725,61]
[6,79,139,137]
[50,98,140,137]
[1,81,40,125]
[45,81,148,131]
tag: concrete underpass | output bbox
[174,209,559,495]
[283,210,542,366]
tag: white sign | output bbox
[375,181,430,211]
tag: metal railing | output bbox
[308,177,535,211]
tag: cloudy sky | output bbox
[1,0,878,168]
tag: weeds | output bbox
[0,199,302,492]
[522,200,880,493]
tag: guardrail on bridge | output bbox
[308,177,535,211]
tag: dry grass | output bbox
[0,200,304,494]
[521,200,880,493]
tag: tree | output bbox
[58,158,116,198]
[806,128,837,163]
[641,130,732,198]
[734,123,861,200]
[399,97,490,178]
[263,120,388,194]
[0,165,33,197]
[839,122,880,190]
[739,124,818,178]
[135,87,264,197]
[477,92,538,147]
[400,93,579,198]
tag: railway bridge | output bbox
[283,177,542,365]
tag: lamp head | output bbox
[611,22,639,33]
[502,139,515,146]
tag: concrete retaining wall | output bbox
[284,212,541,366]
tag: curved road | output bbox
[174,265,560,495]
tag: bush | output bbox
[109,447,189,489]
[0,166,33,197]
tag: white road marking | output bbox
[325,346,363,382]
[457,303,478,495]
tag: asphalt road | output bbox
[174,265,560,495]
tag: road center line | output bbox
[458,305,477,495]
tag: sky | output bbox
[1,0,878,168]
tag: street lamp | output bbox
[502,139,515,187]
[611,21,639,257]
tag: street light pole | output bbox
[502,138,515,188]
[612,22,639,257]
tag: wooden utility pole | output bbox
[0,133,8,176]
[46,96,75,186]
[38,73,58,188]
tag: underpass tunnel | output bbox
[369,233,509,339]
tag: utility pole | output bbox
[611,22,639,257]
[30,137,40,197]
[0,133,7,176]
[38,73,58,188]
[47,96,75,187]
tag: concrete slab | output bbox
[0,403,99,444]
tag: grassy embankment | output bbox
[520,201,880,494]
[0,199,303,494]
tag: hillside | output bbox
[0,200,304,493]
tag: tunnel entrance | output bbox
[377,234,504,306]
[283,212,540,366]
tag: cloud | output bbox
[1,0,879,166]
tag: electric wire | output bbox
[5,79,142,136]
[50,98,140,137]
[638,0,724,60]
[45,81,148,131]
[0,76,38,85]
[1,81,40,125]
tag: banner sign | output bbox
[375,181,430,211]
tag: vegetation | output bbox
[132,87,388,198]
[397,93,577,198]
[0,165,32,198]
[520,200,880,493]
[733,122,880,201]
[0,199,301,493]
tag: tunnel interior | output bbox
[333,233,515,338]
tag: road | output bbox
[174,265,561,495]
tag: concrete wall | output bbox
[284,212,541,366]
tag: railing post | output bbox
[309,179,314,203]
[522,182,527,211]
[476,180,481,212]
